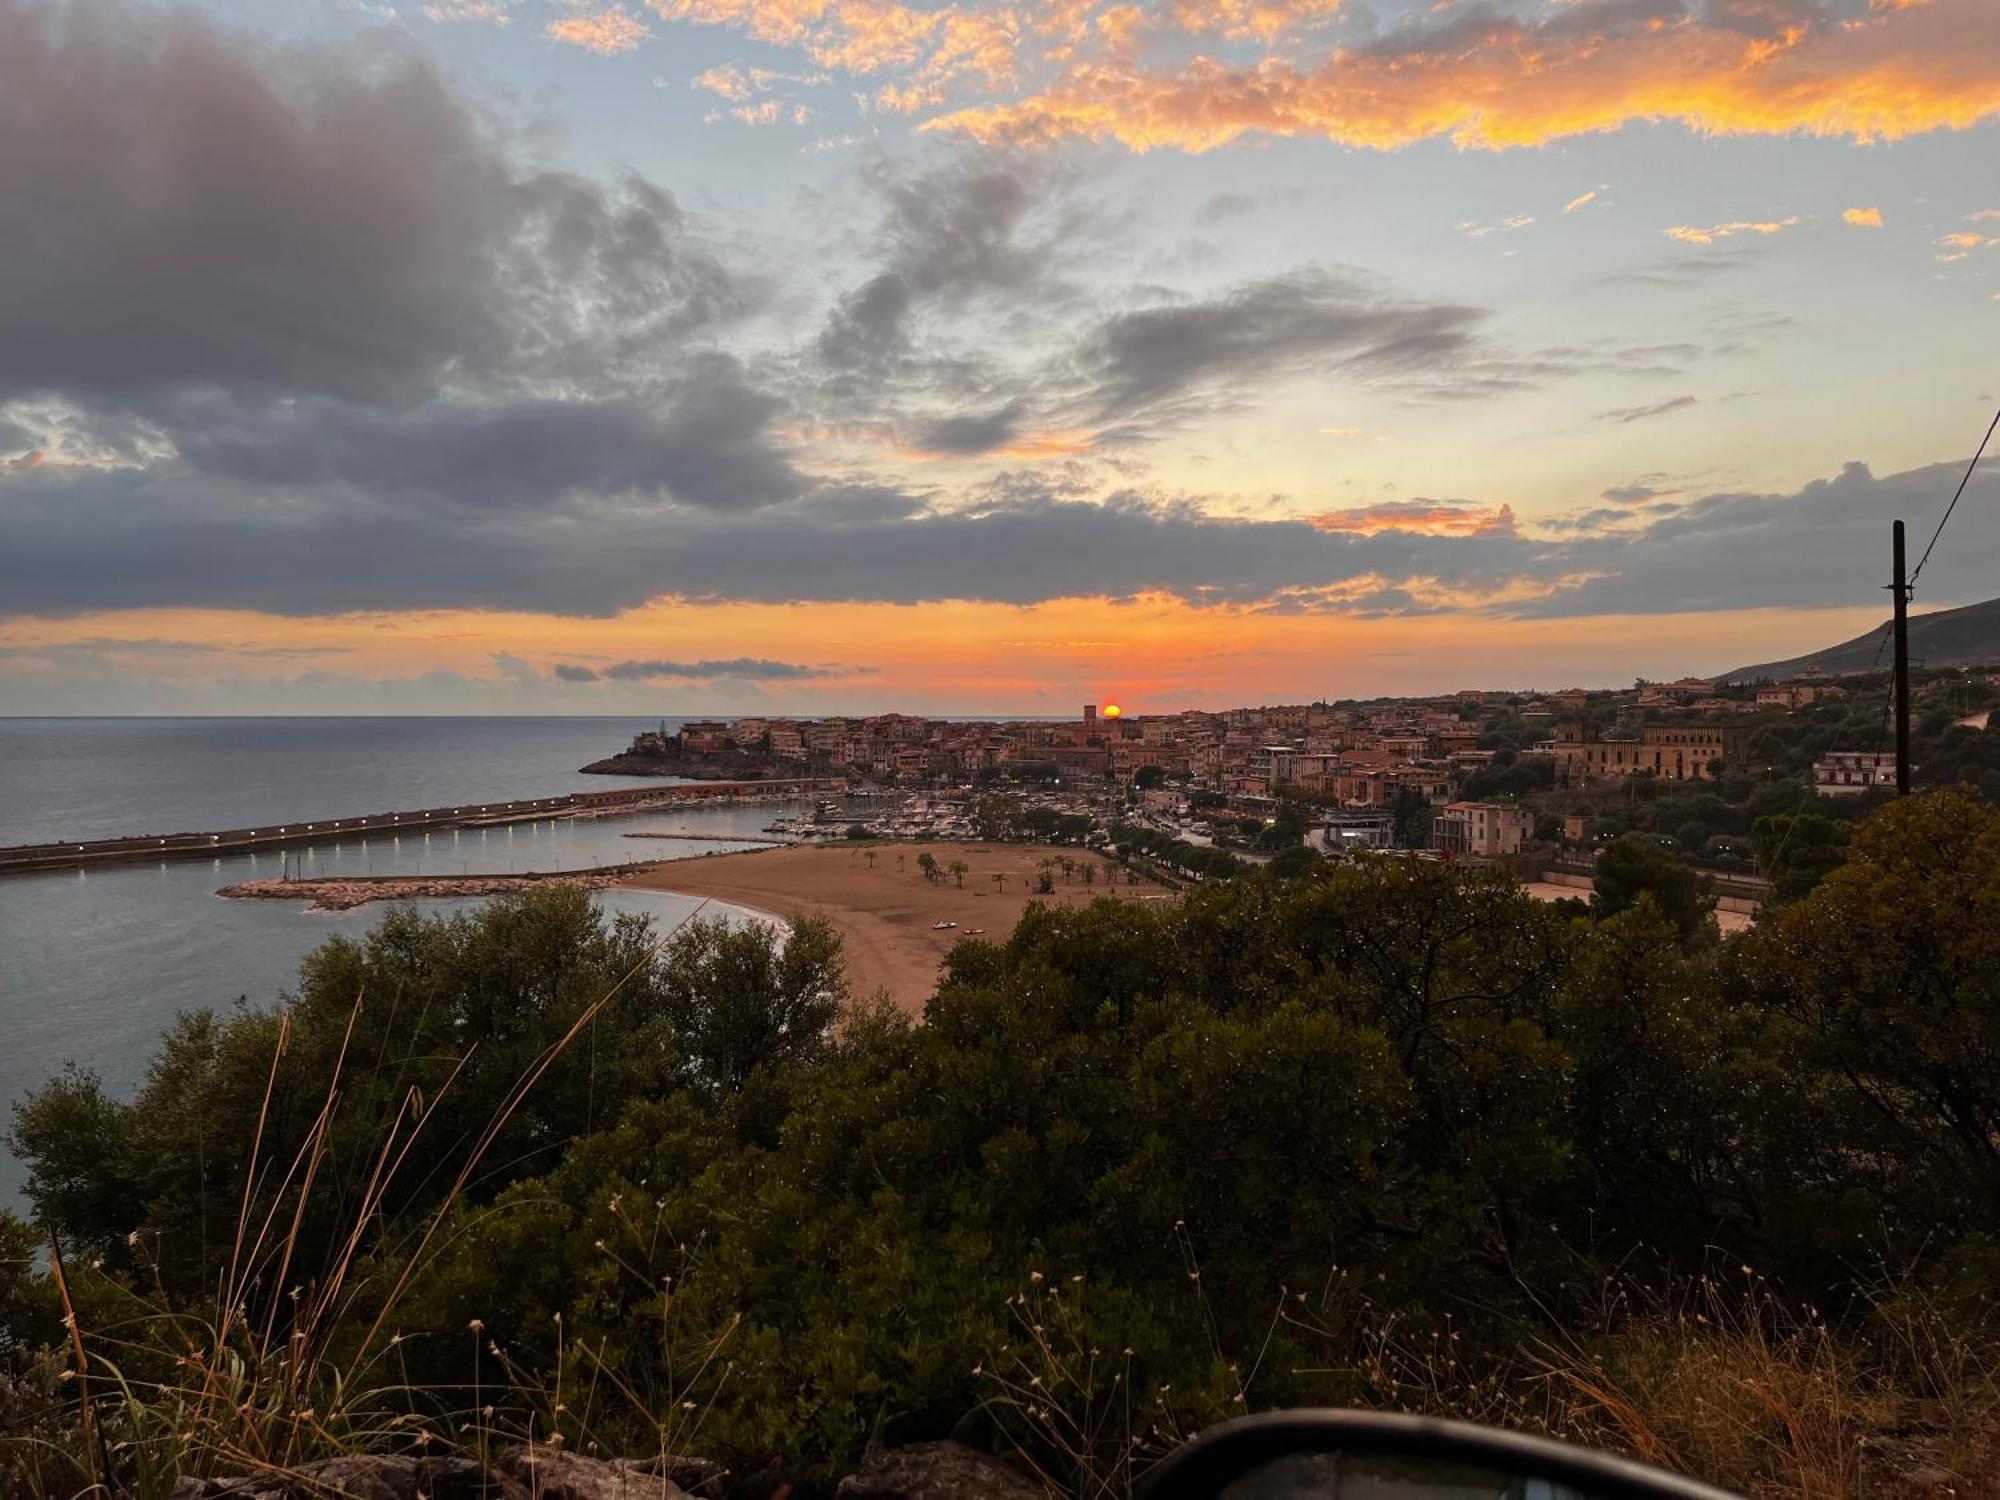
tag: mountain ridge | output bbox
[1719,596,2000,682]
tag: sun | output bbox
[1103,703,1122,718]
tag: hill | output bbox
[1720,596,2000,682]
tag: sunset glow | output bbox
[0,0,1995,713]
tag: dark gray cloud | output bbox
[814,155,1064,376]
[0,0,789,519]
[157,359,803,512]
[1077,271,1488,421]
[4,450,1992,624]
[0,0,741,407]
[910,402,1027,454]
[1515,459,2000,618]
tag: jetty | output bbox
[0,778,847,877]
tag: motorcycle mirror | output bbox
[1137,1411,1741,1500]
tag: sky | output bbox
[1,0,1997,716]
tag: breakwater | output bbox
[0,778,846,876]
[218,866,650,912]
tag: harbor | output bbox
[0,776,847,875]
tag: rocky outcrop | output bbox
[835,1442,1049,1499]
[218,872,626,912]
[167,1442,1043,1499]
[166,1448,716,1500]
[170,1455,529,1499]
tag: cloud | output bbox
[1937,230,1998,261]
[1196,191,1259,224]
[1457,215,1535,238]
[1564,187,1606,214]
[1076,269,1488,420]
[424,0,516,22]
[925,0,2000,153]
[1844,206,1886,227]
[1595,395,1698,424]
[909,403,1029,454]
[1307,501,1518,537]
[564,657,858,681]
[156,362,808,513]
[0,0,747,409]
[1663,218,1800,246]
[813,155,1061,377]
[1513,459,2000,619]
[546,5,654,53]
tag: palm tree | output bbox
[950,860,969,888]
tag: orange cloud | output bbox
[1937,230,1998,261]
[1843,205,1886,226]
[1663,217,1798,245]
[926,0,2000,152]
[1169,0,1343,42]
[1307,501,1516,537]
[546,5,653,53]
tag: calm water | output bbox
[0,716,696,846]
[0,718,799,1200]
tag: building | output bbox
[1321,809,1398,852]
[1554,721,1749,783]
[1433,801,1535,859]
[1814,750,1899,794]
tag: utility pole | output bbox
[1892,518,1912,796]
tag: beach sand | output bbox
[622,841,1173,1010]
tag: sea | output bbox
[0,717,807,1201]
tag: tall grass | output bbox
[978,1256,2000,1500]
[4,904,726,1498]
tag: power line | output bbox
[1909,404,2000,590]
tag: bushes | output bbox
[11,795,2000,1493]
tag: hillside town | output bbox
[587,660,2000,890]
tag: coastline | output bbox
[621,841,1174,1011]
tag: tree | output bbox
[845,823,871,840]
[1751,812,1848,905]
[1267,844,1321,880]
[654,916,847,1101]
[1733,791,2000,1234]
[1134,764,1168,790]
[1592,833,1715,946]
[916,852,939,884]
[949,860,969,888]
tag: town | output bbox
[587,660,2000,905]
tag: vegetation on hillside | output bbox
[7,792,2000,1495]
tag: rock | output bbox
[834,1442,1047,1499]
[635,1455,731,1499]
[172,1455,527,1499]
[500,1444,692,1499]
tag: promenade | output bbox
[0,778,845,876]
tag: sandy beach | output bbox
[623,841,1173,1010]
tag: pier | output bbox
[0,779,848,876]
